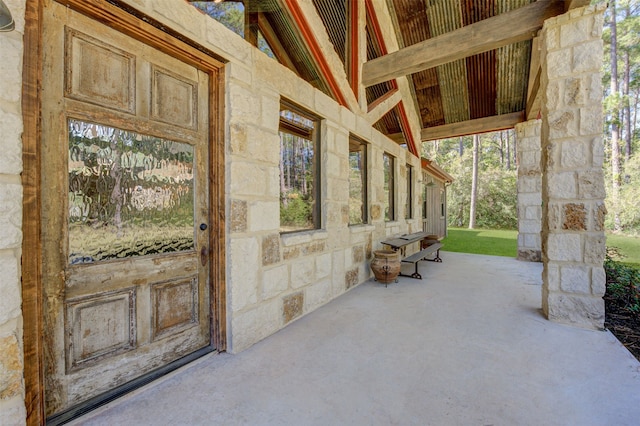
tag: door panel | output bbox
[42,0,214,417]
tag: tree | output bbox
[609,0,623,231]
[468,134,480,229]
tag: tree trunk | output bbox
[610,0,622,231]
[499,131,505,167]
[506,130,511,170]
[469,134,479,229]
[622,11,631,161]
[458,137,464,156]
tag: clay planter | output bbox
[370,250,401,284]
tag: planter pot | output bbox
[370,249,401,284]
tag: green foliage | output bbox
[280,191,313,229]
[424,132,517,229]
[604,247,640,314]
[441,228,517,257]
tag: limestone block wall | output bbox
[125,0,423,352]
[515,119,542,262]
[0,0,26,424]
[539,4,607,329]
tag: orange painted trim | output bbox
[348,0,359,97]
[284,0,348,107]
[398,102,418,156]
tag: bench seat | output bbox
[400,243,442,279]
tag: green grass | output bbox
[441,227,518,257]
[441,227,640,266]
[606,233,640,267]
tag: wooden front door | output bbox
[41,0,217,418]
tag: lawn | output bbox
[441,228,518,257]
[606,233,640,267]
[442,227,640,265]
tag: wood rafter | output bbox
[421,111,525,141]
[366,88,401,124]
[257,13,299,74]
[362,0,565,87]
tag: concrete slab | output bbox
[70,252,640,426]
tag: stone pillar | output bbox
[539,5,607,329]
[516,119,542,262]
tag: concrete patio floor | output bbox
[70,252,640,426]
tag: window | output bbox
[405,165,413,220]
[279,101,320,233]
[383,153,395,221]
[422,172,428,220]
[349,136,367,225]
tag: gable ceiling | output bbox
[192,0,588,147]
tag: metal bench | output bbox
[400,242,442,279]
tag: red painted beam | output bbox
[398,101,419,156]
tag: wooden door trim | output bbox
[22,1,227,423]
[22,0,45,424]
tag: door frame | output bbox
[22,1,227,423]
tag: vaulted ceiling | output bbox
[192,0,590,153]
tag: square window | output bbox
[279,101,321,233]
[383,152,395,222]
[349,136,367,225]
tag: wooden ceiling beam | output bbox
[362,0,565,87]
[421,111,525,141]
[366,88,401,125]
[526,36,542,120]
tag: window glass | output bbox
[279,102,320,233]
[383,153,395,221]
[405,165,413,220]
[68,119,194,264]
[349,136,367,225]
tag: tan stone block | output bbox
[370,205,381,221]
[560,16,591,48]
[345,267,359,289]
[283,247,300,260]
[0,395,26,426]
[591,266,606,296]
[262,234,281,266]
[546,202,562,231]
[262,264,289,300]
[331,249,346,295]
[305,278,332,311]
[546,50,572,79]
[543,292,604,330]
[543,263,561,291]
[592,136,605,167]
[547,110,579,139]
[153,0,205,41]
[578,170,605,199]
[261,91,280,130]
[228,83,262,124]
[0,253,19,325]
[580,106,602,137]
[229,123,248,155]
[0,110,23,176]
[0,334,23,400]
[229,237,259,311]
[248,201,279,232]
[0,35,24,104]
[229,299,280,352]
[290,259,313,289]
[572,40,603,74]
[282,291,303,324]
[352,245,364,264]
[559,140,587,169]
[562,203,587,231]
[563,78,584,107]
[560,265,590,294]
[584,234,606,265]
[547,171,577,199]
[206,23,252,65]
[592,202,607,232]
[0,184,21,250]
[546,233,582,262]
[315,253,332,279]
[230,199,247,233]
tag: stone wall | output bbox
[119,0,423,352]
[0,0,26,424]
[515,119,542,262]
[539,4,607,329]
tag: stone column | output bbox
[516,119,542,262]
[539,5,607,329]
